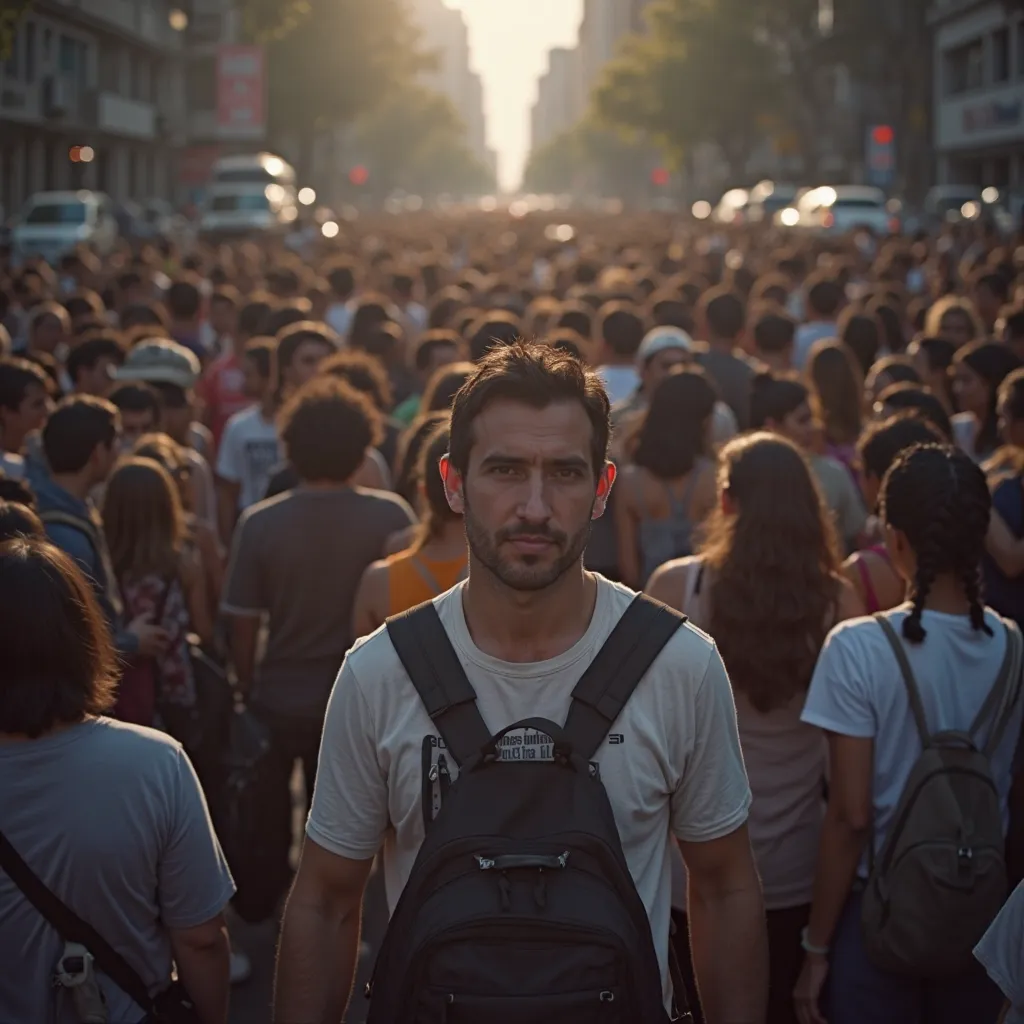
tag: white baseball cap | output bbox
[636,326,694,368]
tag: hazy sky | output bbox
[448,0,584,191]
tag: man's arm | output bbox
[228,613,260,697]
[169,915,231,1024]
[274,840,374,1024]
[680,825,768,1024]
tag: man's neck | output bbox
[50,471,93,501]
[462,562,597,663]
[298,479,350,493]
[757,351,792,374]
[259,397,278,420]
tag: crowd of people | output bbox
[2,210,1024,1024]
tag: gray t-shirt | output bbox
[221,485,414,717]
[0,719,235,1024]
[697,347,761,430]
[975,879,1024,1022]
[307,576,752,1009]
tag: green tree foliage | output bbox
[254,0,431,172]
[352,83,495,197]
[0,0,32,62]
[594,0,780,171]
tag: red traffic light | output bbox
[69,146,82,163]
[872,125,894,146]
[349,165,369,186]
[651,167,670,187]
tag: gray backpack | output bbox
[861,613,1023,978]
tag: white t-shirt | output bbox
[597,365,641,406]
[216,406,281,510]
[975,879,1024,1022]
[307,576,752,1006]
[325,301,353,339]
[0,451,26,480]
[802,605,1023,876]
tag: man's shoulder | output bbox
[351,485,415,521]
[223,404,258,434]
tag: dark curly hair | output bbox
[702,433,841,712]
[632,369,717,479]
[880,444,992,643]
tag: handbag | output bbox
[0,829,199,1024]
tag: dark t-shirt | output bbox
[697,347,761,430]
[983,476,1024,627]
[221,486,414,717]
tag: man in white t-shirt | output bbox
[976,879,1024,1023]
[274,342,767,1022]
[215,337,280,544]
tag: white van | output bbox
[199,184,298,240]
[11,190,118,266]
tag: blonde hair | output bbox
[924,295,983,342]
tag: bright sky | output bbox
[448,0,584,191]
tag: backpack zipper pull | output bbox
[438,755,451,801]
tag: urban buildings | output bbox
[409,0,496,178]
[931,0,1024,188]
[529,0,651,156]
[0,0,189,214]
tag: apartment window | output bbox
[78,41,88,89]
[6,24,20,80]
[58,34,75,76]
[24,21,35,83]
[993,26,1010,83]
[43,28,51,62]
[946,38,985,94]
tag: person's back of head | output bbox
[875,383,953,440]
[752,311,796,359]
[0,497,43,541]
[554,303,593,341]
[320,349,393,412]
[66,335,126,390]
[838,310,882,377]
[395,410,450,505]
[804,274,844,322]
[0,356,50,417]
[165,277,202,324]
[648,292,695,334]
[700,288,746,344]
[278,376,382,484]
[238,297,273,341]
[42,395,119,476]
[120,302,168,334]
[633,368,717,479]
[422,361,477,413]
[327,260,357,301]
[598,303,647,363]
[866,296,906,353]
[859,413,945,489]
[428,287,471,330]
[749,371,809,430]
[348,295,395,350]
[267,301,313,339]
[468,312,522,363]
[806,339,863,445]
[0,537,117,737]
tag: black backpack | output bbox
[366,593,690,1024]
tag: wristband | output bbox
[801,927,829,956]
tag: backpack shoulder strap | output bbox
[0,829,154,1013]
[979,619,1024,758]
[386,600,492,768]
[565,594,687,762]
[874,613,932,747]
[39,509,100,546]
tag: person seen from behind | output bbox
[796,444,1023,1024]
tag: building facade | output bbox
[531,47,584,152]
[932,0,1024,187]
[409,0,494,175]
[0,0,188,213]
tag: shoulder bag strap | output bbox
[0,830,154,1013]
[564,594,687,762]
[408,555,448,598]
[386,601,492,768]
[874,613,932,748]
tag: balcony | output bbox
[98,93,156,139]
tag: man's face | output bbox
[287,340,333,390]
[77,357,117,398]
[445,398,613,592]
[119,408,158,449]
[641,348,689,395]
[159,397,194,444]
[242,357,269,401]
[2,382,53,444]
[778,401,816,451]
[973,283,1001,327]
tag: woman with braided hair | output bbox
[794,444,1023,1024]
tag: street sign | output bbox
[866,124,895,188]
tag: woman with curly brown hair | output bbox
[647,433,862,1024]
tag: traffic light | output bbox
[651,167,670,187]
[872,125,894,146]
[349,165,369,187]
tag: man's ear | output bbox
[439,454,465,514]
[592,461,617,520]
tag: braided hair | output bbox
[880,444,992,643]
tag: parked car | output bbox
[776,185,896,235]
[10,190,118,267]
[746,180,799,223]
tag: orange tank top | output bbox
[386,549,468,616]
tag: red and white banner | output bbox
[216,45,265,137]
